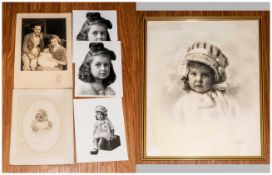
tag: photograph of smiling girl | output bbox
[74,41,123,97]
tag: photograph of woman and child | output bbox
[21,19,67,71]
[145,20,261,157]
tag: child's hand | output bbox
[31,48,40,56]
[28,53,35,60]
[48,121,53,128]
[109,133,114,140]
[31,124,39,132]
[43,48,49,53]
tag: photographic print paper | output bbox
[10,89,74,165]
[14,13,72,88]
[74,41,123,97]
[73,10,118,42]
[74,98,128,163]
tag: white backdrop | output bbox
[74,41,123,97]
[73,10,118,42]
[74,98,128,162]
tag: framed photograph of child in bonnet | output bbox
[142,13,269,162]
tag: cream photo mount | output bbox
[14,13,72,88]
[10,89,74,165]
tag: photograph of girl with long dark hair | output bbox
[76,12,112,41]
[77,42,117,96]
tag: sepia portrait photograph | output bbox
[73,10,118,42]
[21,18,67,71]
[10,89,74,165]
[144,17,264,159]
[74,98,128,163]
[14,13,72,88]
[74,41,123,97]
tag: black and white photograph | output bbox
[21,18,67,71]
[74,98,128,163]
[90,105,121,155]
[73,10,118,42]
[74,41,123,97]
[10,89,74,165]
[14,13,72,88]
[144,18,262,158]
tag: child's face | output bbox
[50,38,59,47]
[96,112,104,120]
[188,64,214,94]
[88,24,107,41]
[90,55,111,80]
[36,113,44,122]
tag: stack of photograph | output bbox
[10,13,74,165]
[72,10,128,163]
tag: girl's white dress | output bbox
[93,119,114,140]
[169,89,257,156]
[38,49,58,70]
[173,89,236,121]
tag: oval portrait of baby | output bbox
[23,100,61,152]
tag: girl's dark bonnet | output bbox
[78,42,117,85]
[86,12,112,29]
[87,42,116,61]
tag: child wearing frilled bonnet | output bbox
[173,41,236,122]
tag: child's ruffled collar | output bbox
[188,84,228,108]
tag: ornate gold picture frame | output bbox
[142,13,269,162]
